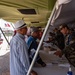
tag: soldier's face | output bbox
[61,27,69,35]
[64,27,69,34]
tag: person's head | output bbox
[53,28,58,33]
[59,24,69,35]
[30,27,39,38]
[14,20,28,35]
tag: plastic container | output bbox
[67,67,73,75]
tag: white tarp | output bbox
[51,0,72,25]
[56,0,72,9]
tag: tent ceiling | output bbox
[53,0,75,27]
[0,0,56,27]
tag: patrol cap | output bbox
[30,27,39,33]
[14,20,27,30]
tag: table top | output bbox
[33,64,75,75]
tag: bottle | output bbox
[67,67,73,75]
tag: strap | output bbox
[28,41,34,55]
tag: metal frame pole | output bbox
[0,27,10,45]
[27,1,57,75]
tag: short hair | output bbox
[59,24,69,30]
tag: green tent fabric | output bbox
[0,0,56,27]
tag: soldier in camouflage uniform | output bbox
[63,31,75,67]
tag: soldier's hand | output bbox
[54,50,62,57]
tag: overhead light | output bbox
[18,9,36,14]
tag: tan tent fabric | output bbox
[0,0,56,27]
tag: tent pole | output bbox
[27,1,57,75]
[0,27,10,45]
